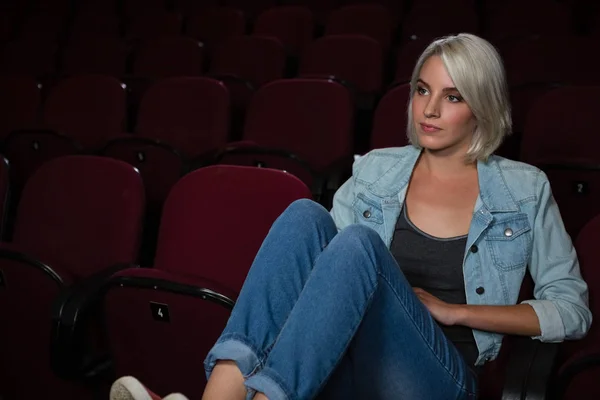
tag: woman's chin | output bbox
[417,135,449,151]
[417,131,473,152]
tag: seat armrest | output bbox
[0,247,67,285]
[50,263,138,379]
[108,268,237,309]
[553,347,600,400]
[501,337,559,400]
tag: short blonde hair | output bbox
[406,33,512,162]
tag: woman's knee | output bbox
[327,225,389,267]
[279,199,335,228]
[337,224,385,251]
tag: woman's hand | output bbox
[413,287,464,326]
[413,288,542,336]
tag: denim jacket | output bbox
[330,146,592,366]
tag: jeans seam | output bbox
[255,237,334,380]
[376,270,477,396]
[312,281,380,398]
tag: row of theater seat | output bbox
[2,0,597,44]
[3,2,600,88]
[2,0,599,168]
[0,155,312,399]
[1,71,599,240]
[0,154,598,399]
[0,75,352,209]
[3,32,600,143]
[2,0,600,97]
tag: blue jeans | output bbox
[204,199,478,400]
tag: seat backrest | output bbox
[285,0,338,25]
[299,34,383,94]
[12,155,145,278]
[509,83,557,135]
[135,77,230,158]
[243,78,354,172]
[341,0,404,22]
[253,5,314,57]
[0,12,13,42]
[0,38,58,77]
[502,35,598,87]
[123,0,166,18]
[0,155,10,239]
[394,37,431,83]
[325,4,393,51]
[127,12,183,41]
[154,165,312,292]
[186,7,246,52]
[70,13,121,38]
[575,214,600,341]
[210,35,286,87]
[400,4,478,44]
[0,75,41,140]
[521,86,600,163]
[222,0,278,19]
[77,0,119,15]
[173,0,220,16]
[133,36,204,79]
[370,83,410,150]
[101,138,185,211]
[34,0,71,14]
[521,86,600,237]
[42,74,127,150]
[483,0,571,40]
[18,13,66,43]
[552,212,600,400]
[214,141,316,189]
[62,36,128,77]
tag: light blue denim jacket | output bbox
[330,146,592,366]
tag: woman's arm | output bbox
[417,170,592,341]
[457,304,540,336]
[414,287,541,336]
[521,171,591,342]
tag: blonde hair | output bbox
[406,33,512,162]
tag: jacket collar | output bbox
[476,156,519,213]
[366,146,519,213]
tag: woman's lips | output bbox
[420,123,442,133]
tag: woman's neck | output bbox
[418,149,477,180]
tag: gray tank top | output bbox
[390,204,480,371]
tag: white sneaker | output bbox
[110,376,189,400]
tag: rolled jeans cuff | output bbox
[204,333,263,380]
[245,367,294,400]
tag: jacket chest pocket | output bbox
[485,214,532,272]
[353,193,384,226]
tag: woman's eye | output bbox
[417,87,428,95]
[447,94,462,103]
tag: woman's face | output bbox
[411,55,477,156]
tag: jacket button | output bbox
[476,287,485,295]
[363,210,371,219]
[504,228,513,237]
[470,245,478,253]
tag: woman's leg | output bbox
[203,199,339,386]
[244,224,478,400]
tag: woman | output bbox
[111,33,591,400]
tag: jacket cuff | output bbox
[521,299,565,342]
